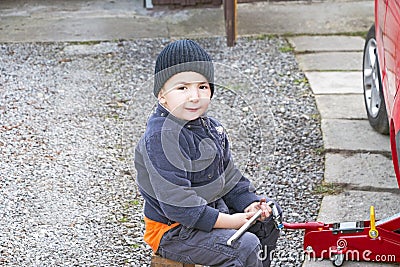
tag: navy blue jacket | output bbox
[135,104,260,232]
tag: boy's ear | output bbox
[158,91,166,104]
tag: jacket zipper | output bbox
[200,117,225,171]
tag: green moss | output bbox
[118,216,129,223]
[314,181,344,195]
[293,77,308,85]
[314,147,325,155]
[130,244,141,249]
[247,34,276,41]
[124,199,142,210]
[279,45,294,53]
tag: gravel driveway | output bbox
[0,37,324,266]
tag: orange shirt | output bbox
[143,217,180,252]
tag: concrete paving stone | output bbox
[325,153,398,189]
[321,119,390,153]
[167,9,225,38]
[315,94,366,120]
[317,190,400,223]
[0,0,374,42]
[236,1,373,36]
[296,52,363,71]
[288,36,365,53]
[305,71,363,95]
[0,17,171,42]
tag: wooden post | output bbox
[224,0,237,47]
[151,254,196,267]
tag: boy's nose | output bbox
[188,87,200,102]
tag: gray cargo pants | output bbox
[157,217,280,267]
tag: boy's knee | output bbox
[240,231,260,248]
[238,232,262,266]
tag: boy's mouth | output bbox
[185,107,200,112]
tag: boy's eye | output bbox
[199,85,209,90]
[176,86,187,90]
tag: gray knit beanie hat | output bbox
[153,39,214,98]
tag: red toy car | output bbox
[362,0,400,187]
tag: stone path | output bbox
[288,36,400,267]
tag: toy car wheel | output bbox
[362,24,390,135]
[332,254,344,267]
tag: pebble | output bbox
[0,37,324,266]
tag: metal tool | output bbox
[266,200,284,231]
[227,209,262,246]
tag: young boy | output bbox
[135,39,281,267]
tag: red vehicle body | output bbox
[363,0,400,187]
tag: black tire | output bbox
[362,24,390,135]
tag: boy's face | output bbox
[159,71,212,121]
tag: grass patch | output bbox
[118,216,129,223]
[247,34,277,41]
[123,199,142,210]
[314,147,325,155]
[314,181,344,195]
[293,77,308,85]
[311,113,321,120]
[279,45,294,53]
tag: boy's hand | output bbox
[214,212,257,229]
[244,198,272,221]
